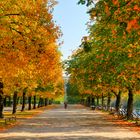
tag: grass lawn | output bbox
[0,105,55,131]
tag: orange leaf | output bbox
[128,53,132,58]
[105,4,110,15]
[112,0,119,5]
[126,19,139,32]
[134,5,140,11]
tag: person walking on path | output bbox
[64,102,67,109]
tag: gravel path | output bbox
[0,104,140,140]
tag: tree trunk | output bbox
[3,97,7,107]
[28,96,32,110]
[21,90,26,111]
[0,81,4,118]
[91,97,95,105]
[115,91,121,112]
[87,96,90,107]
[38,97,41,108]
[81,97,85,105]
[45,98,48,106]
[127,88,133,120]
[0,94,4,118]
[107,93,111,111]
[8,96,11,107]
[96,97,99,106]
[33,95,36,109]
[41,98,44,107]
[101,93,104,109]
[83,99,86,105]
[40,98,43,107]
[49,99,51,105]
[12,91,17,114]
[16,97,20,106]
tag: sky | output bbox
[53,0,89,60]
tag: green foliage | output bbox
[54,95,64,103]
[66,83,81,104]
[66,0,140,103]
[67,96,81,104]
[53,100,61,104]
[80,41,92,52]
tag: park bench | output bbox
[96,106,102,110]
[0,114,16,124]
[108,108,127,119]
[90,105,96,110]
[117,108,127,119]
[108,107,117,115]
[131,109,140,125]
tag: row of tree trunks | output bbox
[12,95,50,114]
[83,94,111,109]
[83,88,134,120]
[81,96,99,106]
[0,80,53,117]
[82,96,96,107]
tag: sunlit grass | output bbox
[0,105,56,131]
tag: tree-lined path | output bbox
[0,105,140,140]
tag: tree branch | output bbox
[0,14,21,18]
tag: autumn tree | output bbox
[66,0,140,119]
[0,0,64,116]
